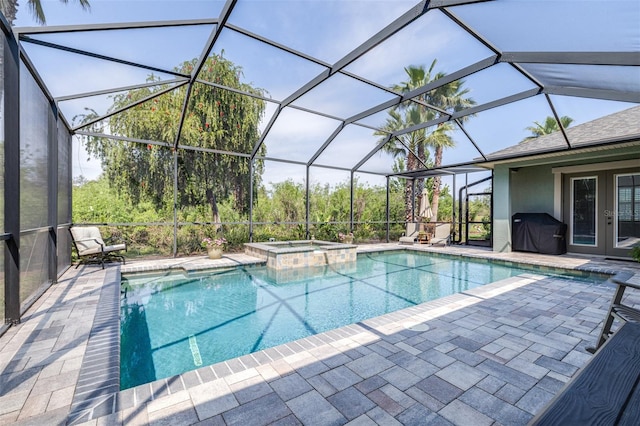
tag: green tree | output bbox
[375,108,431,222]
[435,184,453,222]
[269,180,306,224]
[72,178,133,223]
[522,116,574,142]
[376,60,475,222]
[1,0,89,26]
[80,54,267,229]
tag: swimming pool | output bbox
[120,251,606,389]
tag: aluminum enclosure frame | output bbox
[2,0,639,331]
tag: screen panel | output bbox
[20,61,53,309]
[0,29,5,324]
[57,123,72,274]
[450,1,639,52]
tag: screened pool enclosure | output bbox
[1,0,639,329]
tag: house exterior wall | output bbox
[493,164,556,253]
[490,146,640,254]
[493,167,512,252]
[510,165,556,217]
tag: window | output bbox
[616,173,640,248]
[571,177,597,246]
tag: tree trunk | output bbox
[405,152,418,222]
[206,188,221,233]
[404,180,413,223]
[416,142,426,218]
[430,145,443,222]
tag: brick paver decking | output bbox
[1,245,638,425]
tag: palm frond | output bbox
[27,0,46,24]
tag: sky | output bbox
[13,0,640,191]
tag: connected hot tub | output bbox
[244,240,356,270]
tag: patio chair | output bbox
[70,226,126,269]
[587,271,639,353]
[399,222,419,245]
[429,223,451,246]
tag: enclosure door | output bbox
[564,168,639,257]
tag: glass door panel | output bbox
[615,173,640,249]
[571,177,597,246]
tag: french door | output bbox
[564,168,640,257]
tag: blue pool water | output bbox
[120,251,606,389]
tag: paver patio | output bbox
[1,244,638,425]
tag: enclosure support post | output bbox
[172,149,178,257]
[386,176,390,243]
[305,166,310,239]
[349,171,354,233]
[3,20,21,325]
[458,178,464,244]
[48,101,59,284]
[452,174,456,244]
[249,160,254,242]
[464,173,469,244]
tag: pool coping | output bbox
[244,240,356,254]
[66,248,625,423]
[68,268,121,422]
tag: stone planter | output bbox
[207,247,223,259]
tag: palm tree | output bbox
[522,116,574,142]
[422,122,456,222]
[377,60,475,222]
[1,0,89,26]
[375,107,431,222]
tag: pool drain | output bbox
[404,323,430,332]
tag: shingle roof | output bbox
[485,105,640,161]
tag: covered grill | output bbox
[512,213,567,255]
